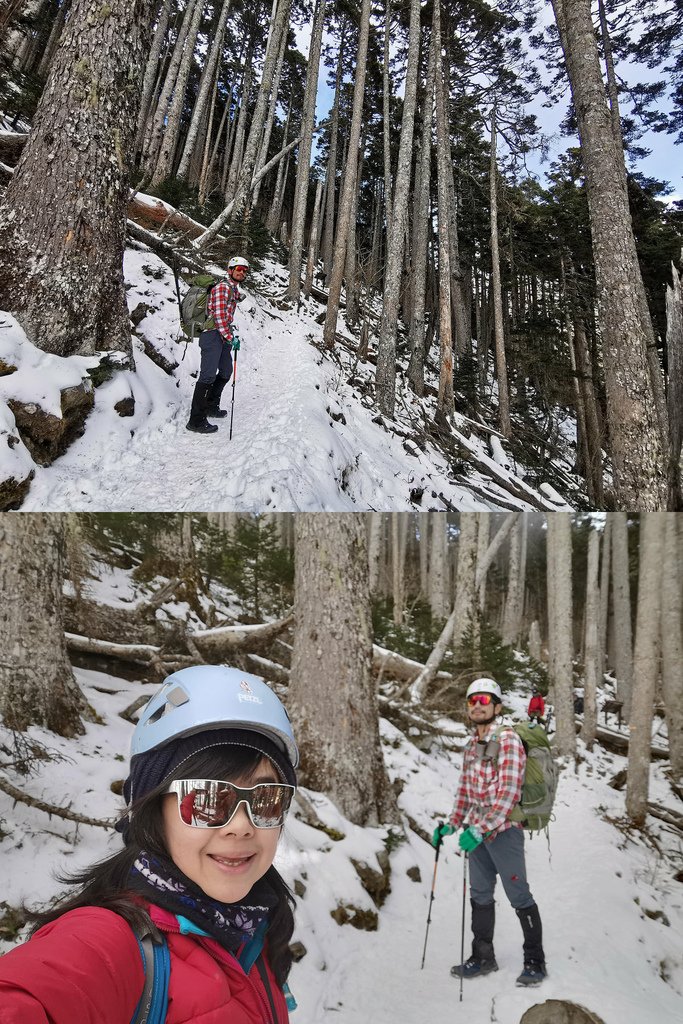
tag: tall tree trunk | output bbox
[625,513,664,825]
[0,0,154,360]
[611,511,633,718]
[581,524,600,750]
[286,0,326,302]
[321,27,345,282]
[251,18,288,209]
[433,0,454,421]
[407,28,436,397]
[143,0,198,174]
[661,514,683,780]
[150,0,206,186]
[0,514,86,736]
[177,0,233,180]
[322,0,371,349]
[196,0,292,247]
[304,178,325,297]
[429,512,449,621]
[666,261,683,508]
[502,514,524,646]
[490,103,511,437]
[598,513,612,676]
[382,0,392,241]
[392,512,408,626]
[451,513,479,650]
[135,0,173,154]
[550,0,666,509]
[375,0,421,417]
[546,512,575,757]
[289,514,398,825]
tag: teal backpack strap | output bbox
[130,929,170,1024]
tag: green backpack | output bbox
[180,273,221,339]
[490,722,557,832]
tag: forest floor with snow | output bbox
[0,207,581,512]
[2,665,681,1024]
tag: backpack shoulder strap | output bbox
[130,928,170,1024]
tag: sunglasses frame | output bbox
[467,693,495,707]
[164,778,295,830]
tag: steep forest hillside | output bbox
[1,1,682,510]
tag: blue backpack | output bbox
[130,930,169,1024]
[129,922,296,1024]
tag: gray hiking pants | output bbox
[468,826,535,910]
[198,329,233,385]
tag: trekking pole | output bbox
[420,822,444,970]
[229,343,239,440]
[459,852,468,1003]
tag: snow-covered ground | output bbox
[0,231,575,511]
[2,665,681,1024]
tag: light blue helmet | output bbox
[131,665,299,768]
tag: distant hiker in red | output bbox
[528,691,545,723]
[186,255,249,435]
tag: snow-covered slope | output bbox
[1,234,577,511]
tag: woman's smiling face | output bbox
[162,756,281,903]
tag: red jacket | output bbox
[0,903,289,1024]
[528,695,545,716]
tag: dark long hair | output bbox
[29,746,296,987]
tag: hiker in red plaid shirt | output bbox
[186,256,249,434]
[432,677,547,987]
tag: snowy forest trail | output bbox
[17,244,566,513]
[290,729,683,1024]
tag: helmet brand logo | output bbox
[238,679,262,704]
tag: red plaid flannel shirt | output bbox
[208,281,238,343]
[449,723,525,839]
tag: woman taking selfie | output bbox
[0,665,299,1024]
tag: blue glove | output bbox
[459,826,483,852]
[431,822,456,848]
[232,337,240,351]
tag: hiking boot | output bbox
[186,418,218,434]
[206,374,231,418]
[516,962,547,987]
[450,956,498,979]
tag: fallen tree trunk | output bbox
[372,644,453,684]
[0,776,114,829]
[191,612,295,658]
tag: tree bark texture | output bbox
[0,514,86,736]
[0,0,154,359]
[581,525,600,749]
[625,513,664,825]
[660,514,683,781]
[289,514,398,826]
[546,512,575,757]
[551,0,666,510]
[375,0,421,416]
[322,0,371,350]
[611,511,633,718]
[286,0,326,303]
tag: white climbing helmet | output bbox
[466,677,503,703]
[228,255,250,271]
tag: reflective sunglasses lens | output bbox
[174,780,292,829]
[468,694,493,707]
